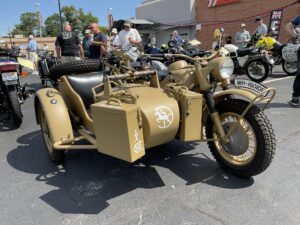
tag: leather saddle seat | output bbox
[236,48,254,57]
[66,72,104,110]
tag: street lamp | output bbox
[58,0,63,31]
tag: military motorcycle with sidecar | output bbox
[35,51,276,178]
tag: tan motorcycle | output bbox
[35,49,276,177]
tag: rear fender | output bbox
[34,88,74,144]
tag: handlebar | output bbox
[106,70,157,81]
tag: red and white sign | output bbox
[208,0,240,8]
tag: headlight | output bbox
[209,57,234,80]
[219,57,234,79]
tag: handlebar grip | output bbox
[149,54,165,58]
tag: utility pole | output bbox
[36,2,43,47]
[58,0,63,31]
[8,27,12,46]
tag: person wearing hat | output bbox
[82,29,93,57]
[89,22,107,59]
[111,28,119,49]
[27,35,38,75]
[254,16,267,36]
[235,23,250,48]
[118,21,142,51]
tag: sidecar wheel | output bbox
[39,105,65,162]
[206,99,276,177]
[246,59,269,83]
[282,60,297,76]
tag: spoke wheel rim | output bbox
[40,110,54,153]
[248,62,265,79]
[213,112,257,166]
[284,62,297,73]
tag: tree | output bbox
[17,12,38,36]
[44,5,98,36]
[44,13,66,37]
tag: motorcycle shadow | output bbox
[6,130,254,214]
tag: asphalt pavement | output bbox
[0,67,300,225]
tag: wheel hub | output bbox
[251,64,264,76]
[221,122,248,156]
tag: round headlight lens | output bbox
[219,57,234,79]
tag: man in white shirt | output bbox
[118,21,142,51]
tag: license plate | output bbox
[234,78,267,93]
[1,72,18,82]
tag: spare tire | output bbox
[49,59,102,80]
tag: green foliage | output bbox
[99,26,108,34]
[13,12,38,36]
[44,13,66,37]
[45,5,99,36]
[14,6,99,37]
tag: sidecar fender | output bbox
[214,88,258,104]
[34,88,74,144]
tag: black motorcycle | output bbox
[0,50,33,127]
[37,50,57,86]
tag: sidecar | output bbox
[34,70,204,163]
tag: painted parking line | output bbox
[262,76,294,84]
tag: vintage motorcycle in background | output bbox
[255,34,299,76]
[213,29,274,82]
[0,50,33,127]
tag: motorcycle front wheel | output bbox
[282,60,297,76]
[7,85,23,127]
[246,59,269,83]
[206,99,276,177]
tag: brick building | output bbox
[196,0,300,49]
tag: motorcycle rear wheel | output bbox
[39,105,65,162]
[7,85,23,127]
[282,60,297,76]
[206,99,276,177]
[246,59,269,83]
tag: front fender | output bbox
[214,88,258,104]
[34,88,74,144]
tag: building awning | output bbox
[128,19,154,25]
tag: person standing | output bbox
[254,16,268,36]
[55,23,84,64]
[27,35,38,75]
[118,21,142,61]
[235,23,251,48]
[11,42,20,57]
[111,28,119,49]
[89,23,107,59]
[118,21,141,50]
[82,29,93,57]
[286,15,300,106]
[43,43,49,51]
[171,30,181,43]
